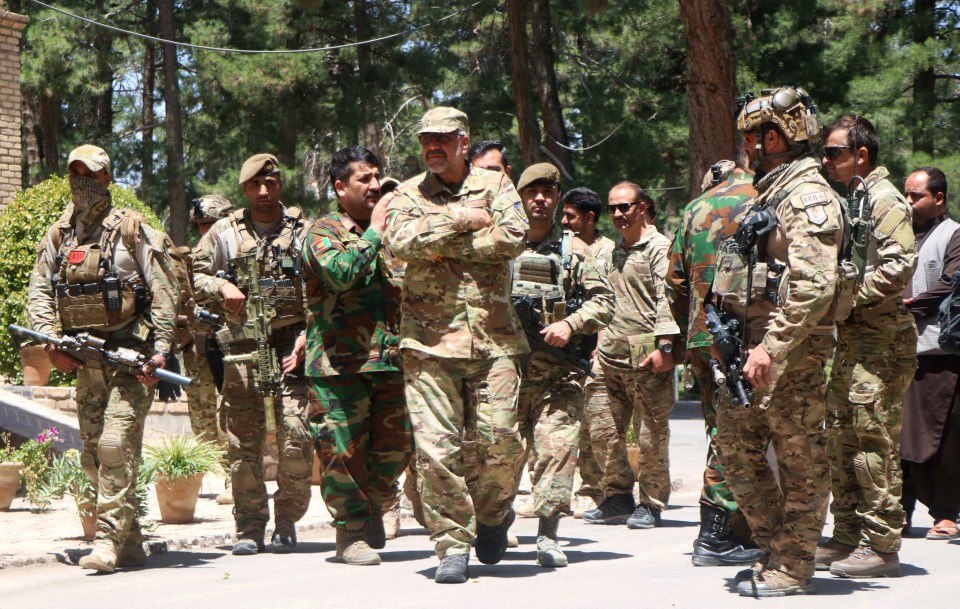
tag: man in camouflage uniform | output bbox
[816,115,917,578]
[192,154,315,556]
[183,194,234,504]
[561,187,616,517]
[666,149,763,567]
[510,164,614,567]
[384,107,528,584]
[27,144,180,573]
[582,182,680,529]
[711,87,844,597]
[303,146,412,566]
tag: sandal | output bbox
[925,520,960,540]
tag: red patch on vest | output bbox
[68,250,86,265]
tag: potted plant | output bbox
[0,427,63,512]
[38,449,98,540]
[144,435,225,524]
[0,432,24,511]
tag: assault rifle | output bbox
[703,304,752,408]
[8,324,193,387]
[512,293,595,378]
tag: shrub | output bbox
[37,449,96,516]
[11,427,63,511]
[0,177,162,384]
[143,435,225,482]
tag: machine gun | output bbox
[8,324,193,387]
[703,304,752,408]
[512,292,595,378]
[215,253,281,433]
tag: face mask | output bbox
[69,174,112,224]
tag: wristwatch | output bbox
[657,341,674,355]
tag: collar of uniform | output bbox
[243,206,286,235]
[420,163,481,198]
[616,226,660,251]
[863,165,890,190]
[756,154,820,197]
[333,210,364,236]
[528,222,564,254]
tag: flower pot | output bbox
[19,344,52,387]
[627,445,640,481]
[154,472,205,523]
[80,511,97,541]
[0,462,23,510]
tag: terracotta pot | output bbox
[0,462,23,511]
[154,472,205,523]
[80,511,97,541]
[19,344,52,386]
[626,445,640,481]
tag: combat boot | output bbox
[336,526,381,566]
[626,504,661,529]
[573,495,598,519]
[814,538,856,571]
[270,520,298,554]
[215,476,234,505]
[475,509,515,565]
[734,553,770,583]
[737,569,813,597]
[582,494,635,525]
[79,540,118,573]
[536,516,568,568]
[232,528,265,556]
[366,504,386,550]
[691,505,764,567]
[435,553,469,584]
[381,495,402,540]
[829,546,901,578]
[117,523,147,568]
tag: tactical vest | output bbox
[513,231,573,325]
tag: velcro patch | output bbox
[310,236,337,258]
[67,249,86,265]
[805,205,828,226]
[800,192,829,206]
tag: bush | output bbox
[143,435,225,482]
[0,177,162,384]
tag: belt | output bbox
[846,298,903,323]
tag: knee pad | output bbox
[79,451,99,485]
[232,461,259,491]
[98,431,125,469]
[281,444,310,476]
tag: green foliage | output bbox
[1,431,21,464]
[143,435,225,482]
[36,449,96,516]
[8,427,63,511]
[0,177,162,384]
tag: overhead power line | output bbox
[26,0,483,54]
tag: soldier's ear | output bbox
[586,211,596,225]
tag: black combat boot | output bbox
[582,493,636,525]
[691,504,764,566]
[475,509,515,565]
[435,553,470,584]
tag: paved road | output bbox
[1,419,956,609]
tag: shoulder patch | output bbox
[805,205,828,226]
[800,192,829,206]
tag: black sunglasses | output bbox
[608,201,640,214]
[823,145,851,160]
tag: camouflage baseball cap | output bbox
[517,163,560,191]
[416,107,469,135]
[238,153,281,184]
[380,177,401,194]
[191,194,234,224]
[67,144,111,173]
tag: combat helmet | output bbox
[736,87,823,155]
[190,194,234,224]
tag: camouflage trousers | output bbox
[514,352,585,518]
[716,334,833,581]
[826,315,917,553]
[221,339,314,540]
[589,361,674,510]
[401,350,524,558]
[310,371,413,528]
[689,347,738,514]
[183,342,228,464]
[575,358,606,504]
[76,365,152,549]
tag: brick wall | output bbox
[0,2,29,215]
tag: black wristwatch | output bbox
[657,341,673,355]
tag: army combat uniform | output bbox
[303,211,412,544]
[192,204,314,548]
[822,166,918,567]
[384,164,529,561]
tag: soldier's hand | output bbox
[541,320,573,348]
[282,333,307,374]
[467,208,492,231]
[48,348,84,373]
[220,282,246,314]
[370,192,393,236]
[640,350,674,374]
[137,353,166,387]
[743,345,773,388]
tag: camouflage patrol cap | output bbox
[190,194,234,224]
[517,163,561,191]
[416,107,469,135]
[238,153,281,184]
[67,144,111,173]
[736,87,822,146]
[380,177,401,194]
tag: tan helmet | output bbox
[190,194,234,224]
[736,87,822,149]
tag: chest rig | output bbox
[52,209,150,331]
[713,201,784,311]
[512,231,574,325]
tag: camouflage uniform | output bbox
[303,211,412,530]
[513,224,614,517]
[192,204,314,545]
[825,166,918,553]
[384,164,529,559]
[713,155,843,582]
[592,227,679,511]
[27,184,179,557]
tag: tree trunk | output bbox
[508,0,540,168]
[678,0,737,198]
[531,0,573,178]
[39,88,61,176]
[21,89,41,186]
[354,0,382,156]
[158,0,187,245]
[912,0,935,156]
[141,0,157,184]
[92,0,114,140]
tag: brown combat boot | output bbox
[737,568,813,597]
[815,538,856,571]
[734,552,770,583]
[829,546,901,578]
[79,540,118,573]
[381,495,402,540]
[336,526,381,566]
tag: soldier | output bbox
[582,182,680,529]
[560,187,615,517]
[303,146,412,566]
[184,194,234,504]
[192,153,315,556]
[384,107,528,584]
[666,146,763,567]
[711,87,845,597]
[27,144,180,573]
[467,139,512,177]
[510,163,614,567]
[816,115,917,577]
